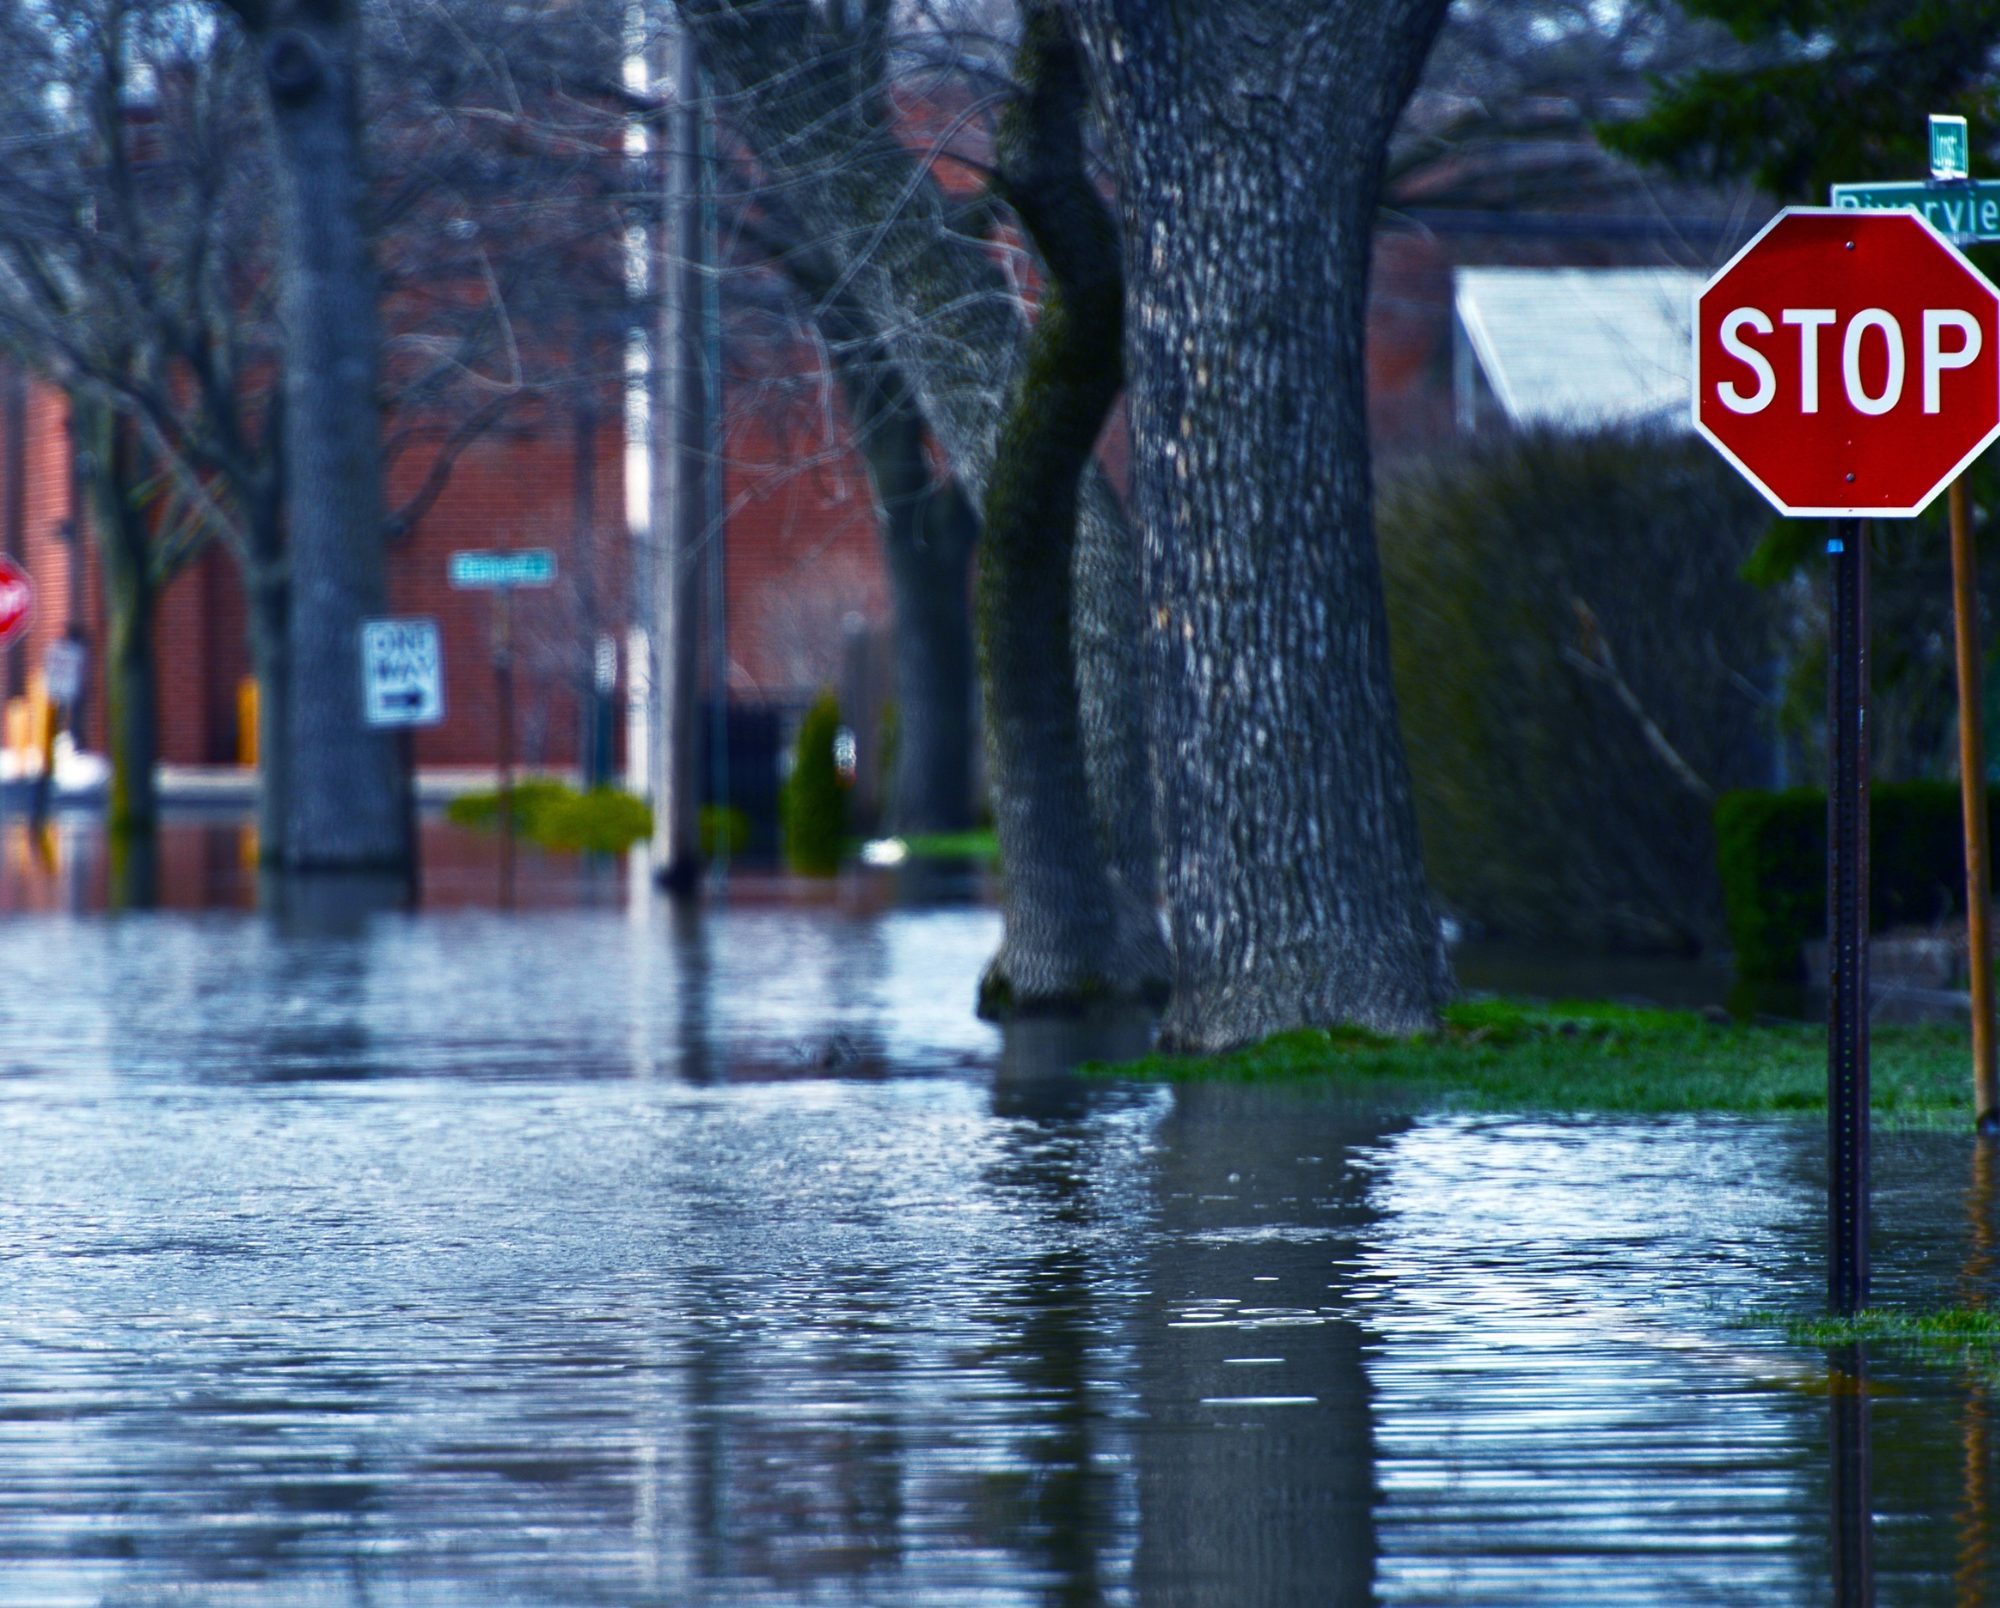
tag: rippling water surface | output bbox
[0,825,1995,1604]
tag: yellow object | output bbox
[5,679,51,770]
[238,677,258,768]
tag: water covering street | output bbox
[0,824,1994,1604]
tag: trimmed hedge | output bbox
[1716,782,1993,982]
[445,780,652,855]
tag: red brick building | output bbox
[0,357,888,780]
[1,193,1758,792]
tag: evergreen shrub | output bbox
[782,690,847,876]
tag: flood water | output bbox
[2,819,1998,1604]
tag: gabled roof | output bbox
[1454,267,1704,431]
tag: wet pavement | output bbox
[0,819,1996,1604]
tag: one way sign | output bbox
[361,617,445,729]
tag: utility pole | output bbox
[648,13,709,896]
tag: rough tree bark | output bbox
[224,0,408,877]
[675,0,1163,1004]
[1066,0,1454,1049]
[978,0,1168,1013]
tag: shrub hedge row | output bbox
[1715,782,1995,982]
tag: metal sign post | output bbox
[1827,521,1871,1314]
[449,549,557,908]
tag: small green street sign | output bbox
[448,548,558,589]
[1829,181,2000,244]
[1933,114,1971,182]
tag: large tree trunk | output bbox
[674,0,1160,939]
[1068,0,1453,1050]
[977,0,1168,1014]
[248,0,408,877]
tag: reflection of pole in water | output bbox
[1829,1342,1874,1608]
[1957,1138,1996,1606]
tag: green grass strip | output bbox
[1734,1306,2000,1360]
[898,829,1000,863]
[1091,997,1974,1124]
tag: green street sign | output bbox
[1933,114,1971,182]
[1829,181,2000,244]
[448,548,558,589]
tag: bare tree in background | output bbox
[0,0,634,879]
[669,0,1166,1011]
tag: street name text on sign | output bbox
[361,617,445,729]
[448,549,557,589]
[0,555,32,649]
[1830,181,2000,244]
[1694,208,2000,517]
[1934,114,1971,182]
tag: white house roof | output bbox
[1454,266,1704,431]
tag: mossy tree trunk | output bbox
[1068,0,1454,1050]
[976,0,1168,1014]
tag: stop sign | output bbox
[0,555,30,649]
[1694,207,2000,516]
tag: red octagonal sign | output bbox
[0,554,30,649]
[1695,207,2000,517]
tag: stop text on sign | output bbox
[1693,208,2000,517]
[1714,306,1982,417]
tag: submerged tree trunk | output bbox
[76,398,159,904]
[977,0,1168,1014]
[236,0,407,877]
[1069,0,1453,1049]
[247,547,291,868]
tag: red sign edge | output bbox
[1689,204,2000,519]
[0,556,32,650]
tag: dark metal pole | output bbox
[400,726,420,910]
[1828,517,1871,1316]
